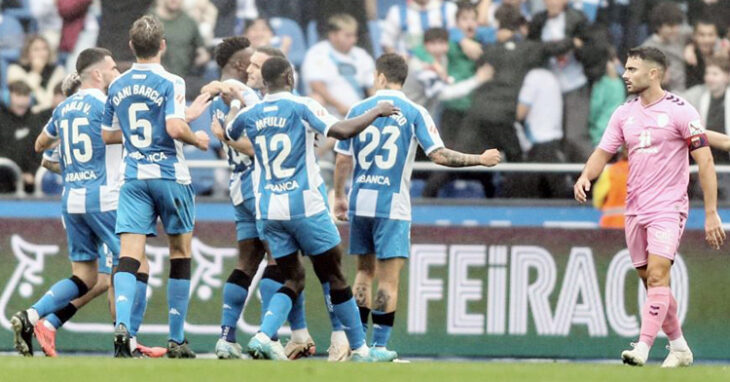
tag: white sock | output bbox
[669,336,689,351]
[26,309,39,325]
[635,341,650,360]
[291,328,309,343]
[129,336,138,351]
[330,330,347,345]
[43,319,56,331]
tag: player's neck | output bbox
[639,86,665,107]
[78,82,102,93]
[220,70,244,84]
[267,86,291,94]
[137,57,162,65]
[381,84,402,91]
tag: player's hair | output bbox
[456,1,477,19]
[627,47,668,72]
[8,80,32,96]
[243,18,273,34]
[494,4,523,32]
[254,46,286,59]
[61,72,82,97]
[327,13,358,33]
[375,53,409,85]
[649,2,684,32]
[424,28,449,43]
[693,18,719,34]
[706,56,730,74]
[261,56,293,87]
[76,48,113,74]
[129,15,164,59]
[215,36,251,69]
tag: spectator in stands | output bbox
[244,18,292,57]
[684,20,729,89]
[184,0,219,47]
[688,0,730,39]
[640,2,690,91]
[589,51,626,146]
[515,68,572,198]
[302,13,375,118]
[7,35,66,113]
[212,0,237,41]
[30,0,62,50]
[254,0,305,26]
[484,0,530,27]
[592,148,628,229]
[97,0,154,63]
[58,0,101,73]
[684,56,730,199]
[152,0,211,95]
[0,81,45,193]
[304,0,376,55]
[380,0,457,55]
[528,0,592,163]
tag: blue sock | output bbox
[167,278,190,344]
[220,282,248,342]
[321,282,345,331]
[31,278,81,317]
[331,288,366,350]
[371,310,395,347]
[113,272,137,329]
[288,291,307,330]
[259,277,282,341]
[129,280,148,337]
[260,291,293,338]
[45,314,62,329]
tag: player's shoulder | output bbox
[84,88,107,105]
[107,66,136,91]
[665,92,694,112]
[153,67,185,87]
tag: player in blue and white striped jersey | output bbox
[10,49,122,357]
[226,56,399,361]
[333,53,501,355]
[101,15,210,359]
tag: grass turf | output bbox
[2,357,729,382]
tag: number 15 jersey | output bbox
[335,89,444,221]
[102,63,191,184]
[226,91,338,221]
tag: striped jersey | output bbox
[210,79,260,205]
[226,91,338,220]
[102,63,190,184]
[44,88,123,213]
[335,89,443,221]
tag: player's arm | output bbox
[428,147,500,167]
[34,130,57,153]
[42,158,61,174]
[574,148,613,204]
[167,118,209,151]
[333,152,354,221]
[185,92,211,123]
[327,102,400,140]
[705,130,730,152]
[101,94,123,144]
[691,146,725,249]
[309,81,352,117]
[102,130,123,144]
[166,78,209,150]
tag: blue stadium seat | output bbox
[410,178,425,198]
[377,0,406,20]
[3,0,37,33]
[40,170,63,195]
[270,17,307,67]
[438,180,485,199]
[0,15,25,52]
[368,20,383,58]
[306,20,319,47]
[572,0,599,23]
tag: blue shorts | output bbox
[116,179,195,236]
[349,215,411,259]
[261,211,341,259]
[234,198,260,241]
[62,210,120,269]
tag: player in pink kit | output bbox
[574,47,725,367]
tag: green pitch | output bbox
[2,357,729,382]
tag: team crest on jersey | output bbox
[656,113,669,128]
[689,119,704,135]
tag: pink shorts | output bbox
[624,213,686,268]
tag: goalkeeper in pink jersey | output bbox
[574,47,726,368]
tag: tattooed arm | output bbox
[428,147,501,168]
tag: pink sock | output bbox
[662,294,683,341]
[639,286,671,346]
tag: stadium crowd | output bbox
[0,0,729,199]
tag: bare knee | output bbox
[168,234,192,259]
[357,255,376,278]
[646,266,670,288]
[373,287,396,312]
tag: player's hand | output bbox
[684,44,698,66]
[460,38,483,61]
[374,102,400,117]
[334,195,349,221]
[705,212,725,250]
[479,149,501,167]
[195,130,210,151]
[573,176,591,204]
[186,93,212,123]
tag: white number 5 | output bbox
[129,103,153,148]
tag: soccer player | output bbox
[333,53,501,355]
[226,56,399,361]
[574,47,725,367]
[11,48,122,357]
[102,15,210,358]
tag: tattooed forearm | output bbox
[428,148,481,167]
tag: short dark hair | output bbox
[375,53,408,85]
[650,2,684,32]
[8,80,32,96]
[215,36,251,69]
[243,18,272,34]
[255,46,286,59]
[456,1,477,19]
[706,56,730,74]
[693,19,719,34]
[261,56,293,87]
[423,27,449,43]
[76,48,113,74]
[495,4,523,32]
[129,15,164,59]
[627,46,668,71]
[327,13,358,33]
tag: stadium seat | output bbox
[3,0,37,33]
[368,20,384,58]
[410,178,426,198]
[270,17,307,67]
[306,20,319,47]
[0,15,25,52]
[571,0,600,23]
[377,0,406,20]
[37,167,63,196]
[437,180,485,199]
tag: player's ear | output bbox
[128,40,135,56]
[286,69,294,87]
[160,39,167,56]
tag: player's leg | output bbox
[349,215,376,339]
[165,232,195,358]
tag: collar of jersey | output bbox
[132,63,164,71]
[263,91,294,102]
[76,88,105,98]
[375,89,406,98]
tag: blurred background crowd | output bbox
[0,0,728,201]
